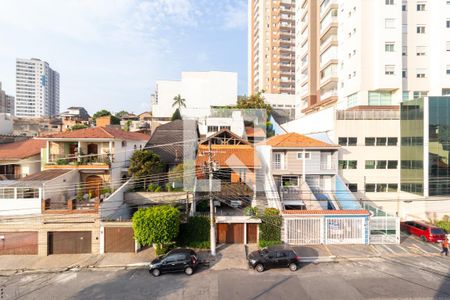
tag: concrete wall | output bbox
[101,178,133,220]
[43,170,79,203]
[0,187,42,216]
[0,113,13,135]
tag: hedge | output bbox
[259,208,282,248]
[177,216,211,249]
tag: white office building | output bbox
[296,0,450,116]
[15,58,60,118]
[151,71,238,120]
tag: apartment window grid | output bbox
[385,42,395,52]
[413,91,428,99]
[417,3,426,11]
[385,0,394,5]
[365,183,398,193]
[365,160,398,169]
[385,65,395,75]
[338,160,358,170]
[417,25,426,34]
[338,137,357,146]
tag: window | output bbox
[338,137,347,146]
[417,4,425,11]
[443,89,450,96]
[402,46,407,56]
[376,184,387,192]
[207,126,219,132]
[273,153,284,170]
[402,4,406,11]
[388,137,398,146]
[376,137,387,146]
[368,91,392,105]
[385,65,395,75]
[413,91,428,99]
[385,42,395,52]
[376,160,387,169]
[348,160,357,169]
[447,65,450,75]
[347,184,358,192]
[365,137,375,146]
[339,160,347,169]
[121,141,127,147]
[365,184,376,192]
[385,0,394,4]
[447,19,450,28]
[347,93,358,108]
[416,69,426,78]
[417,25,425,34]
[388,184,398,192]
[402,70,407,78]
[348,137,357,146]
[297,152,311,159]
[388,160,398,169]
[385,18,395,29]
[416,46,426,56]
[365,160,376,169]
[282,176,299,187]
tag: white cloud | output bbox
[223,1,247,30]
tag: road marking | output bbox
[370,245,382,255]
[397,245,410,254]
[427,243,441,251]
[412,244,429,254]
[381,245,396,254]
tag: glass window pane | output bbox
[377,160,387,169]
[376,137,387,146]
[348,137,357,146]
[377,184,387,192]
[365,160,376,169]
[387,137,398,146]
[348,161,358,169]
[365,138,375,146]
[338,137,347,146]
[365,184,376,192]
[388,160,398,169]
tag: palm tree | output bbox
[172,94,186,109]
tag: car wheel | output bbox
[151,269,161,277]
[255,264,264,273]
[184,267,194,276]
[421,235,427,242]
[289,263,298,272]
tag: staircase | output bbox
[334,175,362,210]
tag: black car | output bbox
[248,247,300,272]
[149,248,199,277]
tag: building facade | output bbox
[0,82,14,115]
[151,71,238,120]
[15,58,60,118]
[248,0,296,96]
[296,0,450,116]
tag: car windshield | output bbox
[259,249,269,255]
[431,228,446,235]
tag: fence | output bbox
[284,214,368,245]
[363,203,400,244]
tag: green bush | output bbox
[132,205,181,247]
[243,206,259,216]
[259,208,282,248]
[155,243,176,255]
[436,220,450,233]
[56,159,68,165]
[177,216,210,249]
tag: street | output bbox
[2,255,450,300]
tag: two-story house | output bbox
[258,132,361,210]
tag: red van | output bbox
[401,221,447,243]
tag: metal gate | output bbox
[369,216,400,244]
[326,217,365,244]
[48,231,92,254]
[285,218,322,245]
[105,227,135,253]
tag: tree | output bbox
[128,150,164,188]
[115,110,129,119]
[70,124,89,131]
[236,92,272,116]
[124,120,132,132]
[132,205,181,248]
[171,108,182,121]
[172,94,186,109]
[92,109,120,125]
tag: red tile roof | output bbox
[263,132,338,148]
[40,127,150,141]
[245,127,266,138]
[283,210,369,216]
[0,139,46,160]
[196,145,261,169]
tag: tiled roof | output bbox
[40,127,150,141]
[0,139,46,160]
[19,169,71,181]
[196,145,261,169]
[263,132,338,148]
[245,127,266,138]
[283,210,369,216]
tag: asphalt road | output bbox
[2,256,450,300]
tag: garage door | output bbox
[217,223,244,244]
[247,224,258,243]
[48,231,92,254]
[0,232,38,255]
[105,227,135,253]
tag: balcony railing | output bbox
[43,197,100,214]
[336,110,400,120]
[48,153,113,166]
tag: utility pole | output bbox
[206,139,217,257]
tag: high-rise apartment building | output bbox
[0,82,15,115]
[248,0,296,96]
[296,0,450,116]
[15,58,60,118]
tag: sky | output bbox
[0,0,248,115]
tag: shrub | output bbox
[132,205,181,248]
[56,159,68,165]
[436,220,450,233]
[259,208,282,248]
[155,243,176,255]
[243,206,259,217]
[177,216,210,249]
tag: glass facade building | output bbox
[401,97,450,196]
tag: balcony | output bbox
[320,0,338,19]
[42,197,100,214]
[320,89,338,102]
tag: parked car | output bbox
[149,248,198,277]
[248,247,300,272]
[400,220,447,243]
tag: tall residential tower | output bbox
[296,0,450,116]
[248,0,296,96]
[15,58,60,118]
[0,82,14,115]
